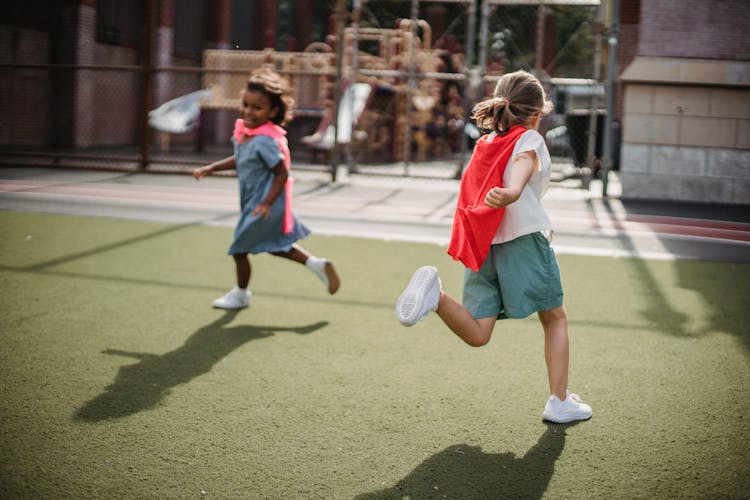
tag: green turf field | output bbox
[1,211,748,498]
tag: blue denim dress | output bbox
[227,134,310,255]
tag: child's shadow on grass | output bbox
[355,424,573,500]
[74,311,327,422]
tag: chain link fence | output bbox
[1,4,609,185]
[1,62,609,183]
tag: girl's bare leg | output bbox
[538,305,569,400]
[435,291,497,347]
[271,244,309,264]
[233,253,251,288]
[272,245,339,294]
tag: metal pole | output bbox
[455,0,477,178]
[463,0,477,100]
[601,0,620,197]
[347,0,361,174]
[534,4,545,72]
[140,0,156,169]
[331,0,348,182]
[478,0,490,76]
[402,0,419,176]
[585,1,603,190]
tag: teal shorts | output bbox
[462,232,564,319]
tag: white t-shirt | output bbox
[491,129,553,244]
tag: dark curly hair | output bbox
[243,67,295,126]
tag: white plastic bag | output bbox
[148,88,213,134]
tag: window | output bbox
[6,0,56,31]
[96,0,144,48]
[174,0,205,59]
[230,0,255,50]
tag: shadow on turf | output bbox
[73,311,327,422]
[356,423,577,499]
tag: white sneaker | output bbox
[212,286,250,309]
[396,266,441,327]
[542,391,592,423]
[306,257,340,294]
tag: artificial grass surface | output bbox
[0,210,748,499]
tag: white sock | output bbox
[305,256,324,269]
[305,256,329,287]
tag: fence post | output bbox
[601,0,620,197]
[330,1,347,182]
[140,0,157,170]
[455,0,478,178]
[586,1,604,189]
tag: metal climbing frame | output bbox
[334,0,605,180]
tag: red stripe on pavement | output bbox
[626,214,750,232]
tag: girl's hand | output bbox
[252,201,271,219]
[485,150,536,208]
[485,186,519,208]
[193,166,210,180]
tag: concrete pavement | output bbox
[1,165,749,263]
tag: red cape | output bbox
[447,125,526,271]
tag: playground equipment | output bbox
[300,82,373,160]
[202,47,334,114]
[198,18,461,166]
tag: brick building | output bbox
[0,0,333,149]
[617,0,749,205]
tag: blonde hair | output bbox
[471,70,553,135]
[242,67,295,126]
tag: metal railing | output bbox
[1,60,603,186]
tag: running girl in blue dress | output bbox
[193,67,340,309]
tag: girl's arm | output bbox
[252,161,288,219]
[484,150,537,208]
[193,156,237,180]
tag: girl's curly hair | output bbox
[471,69,553,135]
[243,67,295,126]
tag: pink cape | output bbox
[233,119,295,235]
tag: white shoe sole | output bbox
[212,301,249,310]
[396,266,438,327]
[542,411,592,424]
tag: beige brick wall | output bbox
[619,57,750,205]
[623,84,749,149]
